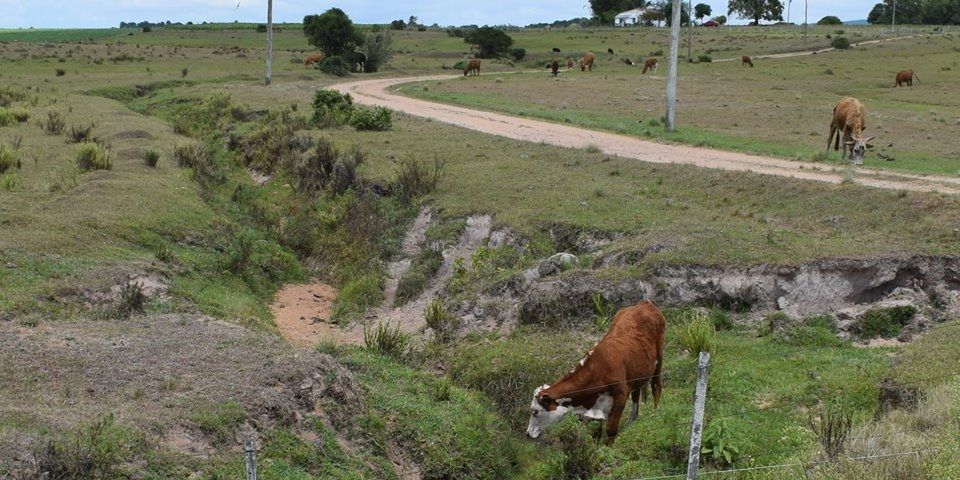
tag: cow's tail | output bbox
[651,321,665,408]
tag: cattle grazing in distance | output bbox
[552,47,562,53]
[463,59,481,76]
[623,58,635,67]
[526,301,666,444]
[642,58,659,74]
[895,69,920,87]
[567,58,575,69]
[741,55,754,68]
[607,48,615,55]
[580,52,596,72]
[551,60,560,77]
[303,53,324,66]
[828,97,875,165]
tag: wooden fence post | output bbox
[244,439,258,480]
[686,351,711,480]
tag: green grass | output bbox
[0,28,127,43]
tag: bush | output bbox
[318,55,351,76]
[75,142,111,172]
[362,31,393,73]
[55,68,66,77]
[116,282,146,318]
[390,19,406,30]
[677,311,715,356]
[701,418,742,466]
[392,156,444,203]
[40,110,65,135]
[349,106,392,131]
[303,8,364,58]
[10,107,30,123]
[174,141,224,189]
[363,321,411,359]
[831,37,852,50]
[0,108,14,127]
[141,26,152,33]
[860,305,917,339]
[30,416,127,479]
[255,24,267,33]
[0,144,17,174]
[67,123,96,143]
[818,15,843,25]
[142,147,160,167]
[509,47,526,61]
[173,142,208,168]
[698,54,713,63]
[464,26,513,58]
[417,25,427,31]
[312,89,355,127]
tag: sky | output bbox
[0,1,881,29]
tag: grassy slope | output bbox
[397,34,960,176]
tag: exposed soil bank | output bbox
[270,282,338,347]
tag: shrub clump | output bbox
[392,156,444,203]
[312,89,355,128]
[67,123,96,144]
[318,55,351,76]
[0,108,14,127]
[75,142,111,172]
[363,321,410,359]
[424,297,460,342]
[361,31,393,73]
[10,107,30,123]
[698,54,713,63]
[141,147,160,167]
[349,106,392,131]
[40,110,66,135]
[860,305,917,339]
[0,143,17,174]
[677,311,715,356]
[831,37,852,50]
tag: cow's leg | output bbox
[629,387,641,422]
[605,393,628,445]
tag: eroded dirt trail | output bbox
[270,283,338,347]
[333,72,960,195]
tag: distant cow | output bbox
[828,97,875,165]
[580,52,596,72]
[303,53,324,66]
[607,48,615,55]
[895,69,919,87]
[552,47,562,53]
[623,58,635,67]
[527,301,666,444]
[551,60,560,77]
[741,55,754,68]
[642,58,658,74]
[463,59,481,76]
[567,58,575,69]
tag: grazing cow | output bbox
[552,47,562,53]
[527,301,666,444]
[580,52,596,72]
[551,60,560,77]
[741,55,754,68]
[463,59,481,76]
[303,53,324,66]
[567,58,575,70]
[828,97,875,165]
[895,69,919,87]
[641,57,658,74]
[623,58,635,67]
[607,48,615,55]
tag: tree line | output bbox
[868,0,960,25]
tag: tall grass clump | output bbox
[0,144,17,174]
[676,311,715,356]
[30,415,128,480]
[425,297,459,343]
[312,89,355,128]
[75,142,111,172]
[67,123,96,143]
[363,321,410,359]
[592,292,615,331]
[142,147,160,167]
[810,401,853,460]
[0,107,14,127]
[40,110,66,135]
[10,107,30,123]
[392,156,445,203]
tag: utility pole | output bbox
[687,0,693,62]
[803,0,808,42]
[685,352,711,480]
[264,0,273,85]
[665,0,682,131]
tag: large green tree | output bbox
[464,27,513,58]
[869,0,956,24]
[727,0,784,25]
[303,8,364,58]
[923,0,960,24]
[590,0,648,24]
[695,3,713,23]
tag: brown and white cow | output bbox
[526,301,665,444]
[463,59,481,76]
[642,58,658,74]
[567,58,575,70]
[741,55,754,68]
[580,52,596,72]
[828,97,875,165]
[895,69,919,87]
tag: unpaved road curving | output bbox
[714,35,917,62]
[333,50,960,195]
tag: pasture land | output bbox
[1,24,959,480]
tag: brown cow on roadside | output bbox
[567,58,575,70]
[463,59,481,76]
[580,51,596,72]
[551,59,560,77]
[641,57,658,74]
[895,69,919,87]
[828,97,875,165]
[303,53,324,66]
[742,55,754,67]
[527,301,665,444]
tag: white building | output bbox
[614,8,657,27]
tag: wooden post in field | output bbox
[665,0,682,132]
[265,0,273,85]
[803,0,808,42]
[685,351,710,480]
[892,0,898,34]
[245,439,259,480]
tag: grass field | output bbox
[1,23,959,480]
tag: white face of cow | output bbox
[845,136,875,165]
[526,385,571,439]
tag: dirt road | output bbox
[333,71,960,195]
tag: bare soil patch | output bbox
[270,282,338,347]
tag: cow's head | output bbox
[845,136,875,165]
[526,385,571,439]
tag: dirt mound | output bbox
[270,282,338,347]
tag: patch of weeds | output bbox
[591,292,614,331]
[349,106,393,131]
[701,417,742,466]
[708,308,733,331]
[810,151,829,162]
[543,415,600,479]
[0,143,17,174]
[55,68,66,76]
[584,144,602,154]
[860,305,917,339]
[0,108,14,127]
[29,415,131,480]
[188,400,247,445]
[779,315,844,348]
[75,142,111,172]
[392,156,445,204]
[676,311,715,356]
[363,321,411,359]
[809,401,852,460]
[142,147,160,167]
[39,110,65,135]
[67,123,96,143]
[333,273,384,322]
[115,282,146,318]
[425,297,460,343]
[698,54,713,63]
